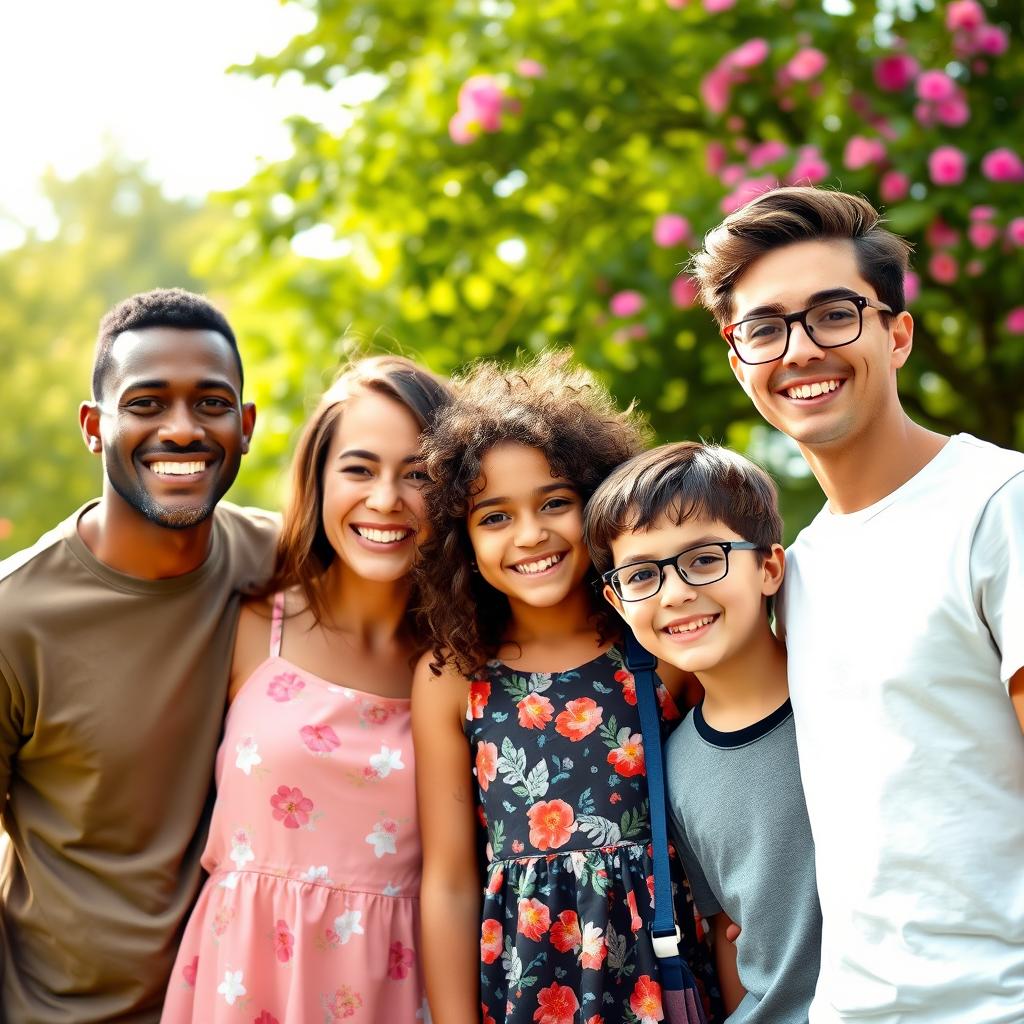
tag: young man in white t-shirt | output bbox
[691,186,1024,1024]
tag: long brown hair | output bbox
[417,351,649,675]
[267,355,452,626]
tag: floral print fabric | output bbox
[468,648,719,1024]
[161,594,425,1023]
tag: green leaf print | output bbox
[500,671,553,703]
[619,800,649,839]
[576,813,622,847]
[599,715,621,749]
[499,736,549,801]
[491,819,505,856]
[577,788,596,815]
[502,940,523,988]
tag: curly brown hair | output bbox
[417,351,649,675]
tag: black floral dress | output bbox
[466,647,720,1024]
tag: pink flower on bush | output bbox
[459,75,504,131]
[928,146,967,186]
[270,785,314,829]
[721,163,746,187]
[968,222,1000,249]
[1006,308,1024,334]
[786,47,827,82]
[880,170,910,203]
[927,219,960,248]
[946,0,984,32]
[874,54,919,92]
[653,214,691,248]
[700,66,732,115]
[516,59,546,78]
[970,205,996,220]
[704,0,736,10]
[727,38,769,69]
[966,259,984,277]
[981,148,1024,183]
[610,291,645,317]
[721,176,777,215]
[671,276,699,309]
[1006,218,1024,247]
[935,95,970,127]
[843,136,886,171]
[749,140,788,169]
[916,70,957,102]
[977,24,1009,56]
[787,146,829,185]
[706,141,727,174]
[928,251,959,284]
[903,271,920,305]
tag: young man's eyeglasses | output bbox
[603,541,765,602]
[723,294,893,366]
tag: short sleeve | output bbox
[0,650,24,804]
[971,470,1024,689]
[668,802,721,919]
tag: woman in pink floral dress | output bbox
[162,357,451,1024]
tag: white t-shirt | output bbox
[778,434,1024,1024]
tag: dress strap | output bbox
[269,591,285,658]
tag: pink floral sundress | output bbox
[162,593,425,1023]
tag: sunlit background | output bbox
[2,0,1022,557]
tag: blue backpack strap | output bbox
[624,628,684,982]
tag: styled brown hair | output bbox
[418,351,649,675]
[690,186,913,327]
[584,441,782,575]
[268,355,452,625]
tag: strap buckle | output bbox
[652,926,681,960]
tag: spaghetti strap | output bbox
[269,591,285,658]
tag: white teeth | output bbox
[512,553,564,575]
[151,461,205,475]
[356,527,410,544]
[666,615,716,635]
[786,379,840,400]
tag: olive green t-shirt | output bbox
[0,501,277,1023]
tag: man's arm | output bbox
[0,653,24,809]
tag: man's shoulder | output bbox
[214,501,281,538]
[213,501,280,583]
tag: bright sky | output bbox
[0,0,367,246]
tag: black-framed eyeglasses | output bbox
[723,294,893,365]
[603,541,765,602]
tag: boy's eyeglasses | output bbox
[723,294,893,365]
[603,541,765,602]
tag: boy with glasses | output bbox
[585,441,822,1023]
[692,186,1024,1024]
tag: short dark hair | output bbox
[93,288,242,400]
[690,186,913,327]
[584,441,782,575]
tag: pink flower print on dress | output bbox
[321,986,364,1021]
[613,669,637,706]
[254,1013,280,1024]
[267,672,305,702]
[387,940,415,980]
[300,723,341,754]
[627,890,643,933]
[580,922,607,969]
[212,904,235,937]
[273,919,295,963]
[359,701,393,727]
[365,817,400,857]
[270,785,314,829]
[182,955,199,986]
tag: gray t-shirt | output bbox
[666,699,821,1024]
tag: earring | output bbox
[470,560,479,574]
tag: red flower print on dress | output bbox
[487,866,505,894]
[482,1003,497,1024]
[532,980,580,1024]
[627,890,643,933]
[476,740,498,792]
[554,697,603,740]
[387,940,415,979]
[270,785,314,829]
[481,918,503,963]
[580,921,607,970]
[300,723,341,754]
[467,680,491,720]
[527,799,577,851]
[254,1013,280,1024]
[630,975,664,1024]
[273,919,295,963]
[182,955,198,986]
[549,910,582,953]
[647,874,656,907]
[517,897,552,941]
[517,692,554,729]
[657,683,683,721]
[614,668,637,706]
[267,672,305,702]
[585,1017,605,1024]
[607,730,645,778]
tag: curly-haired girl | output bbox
[412,352,719,1024]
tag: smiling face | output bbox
[89,326,253,530]
[728,239,913,451]
[606,514,783,677]
[320,389,429,584]
[467,443,592,613]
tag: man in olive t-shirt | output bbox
[0,290,277,1023]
